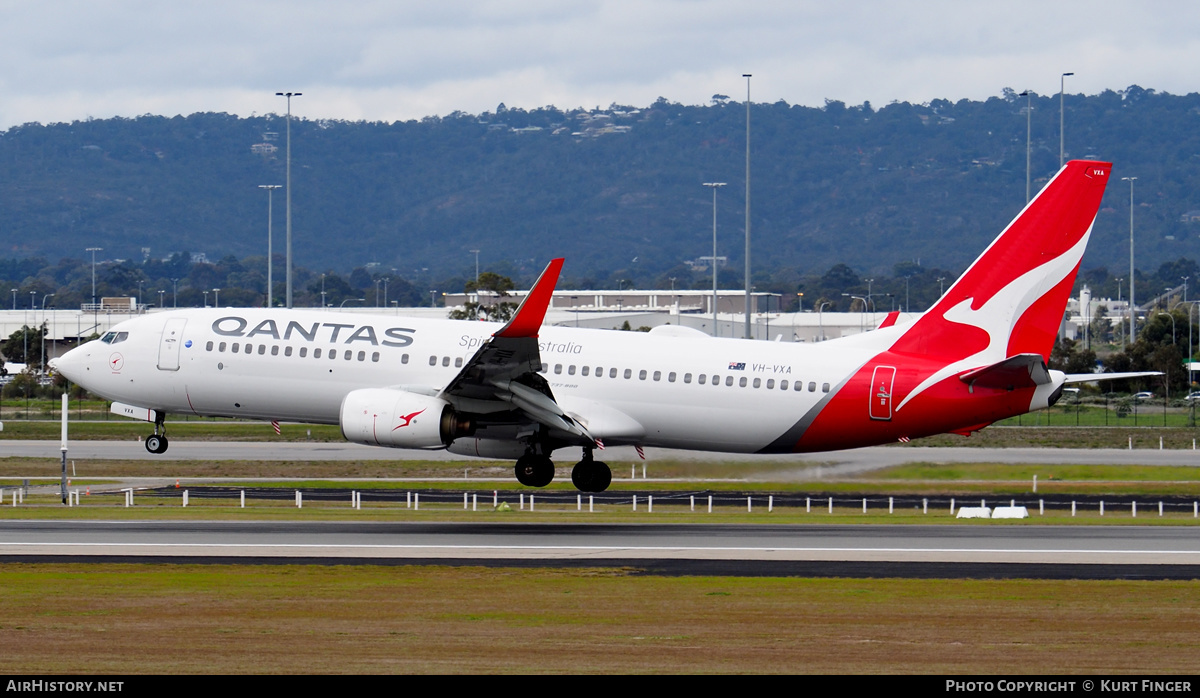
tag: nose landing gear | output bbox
[145,413,169,454]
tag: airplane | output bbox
[52,159,1145,492]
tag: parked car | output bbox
[1133,391,1155,400]
[1185,392,1200,402]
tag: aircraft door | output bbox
[157,318,188,371]
[869,365,896,421]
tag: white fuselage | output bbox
[53,308,888,454]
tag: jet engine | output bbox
[340,388,473,449]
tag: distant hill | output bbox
[2,86,1198,287]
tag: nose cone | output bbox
[51,343,89,383]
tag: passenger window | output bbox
[205,341,213,351]
[540,363,548,373]
[455,357,463,367]
[428,355,436,366]
[698,374,706,385]
[639,370,647,380]
[781,380,789,390]
[752,378,760,388]
[581,366,590,376]
[441,356,450,367]
[284,346,292,357]
[554,364,562,375]
[766,379,774,389]
[343,350,351,360]
[568,365,576,375]
[271,346,279,356]
[725,376,734,387]
[739,377,747,387]
[683,373,691,384]
[232,343,240,353]
[219,342,226,352]
[299,347,308,358]
[809,382,817,392]
[594,366,602,376]
[357,351,365,361]
[331,350,337,360]
[609,368,617,378]
[624,369,632,379]
[371,352,380,362]
[822,383,831,393]
[315,348,323,359]
[401,354,409,364]
[258,345,266,355]
[667,372,675,383]
[711,374,719,385]
[653,371,661,381]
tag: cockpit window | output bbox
[99,331,129,344]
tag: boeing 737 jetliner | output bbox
[53,160,1130,492]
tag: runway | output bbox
[2,520,1199,578]
[5,440,1200,472]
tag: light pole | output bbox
[86,247,102,307]
[470,249,480,283]
[1059,72,1074,167]
[703,182,727,337]
[40,294,53,373]
[1019,90,1032,202]
[818,301,831,342]
[203,291,209,307]
[212,288,220,307]
[276,91,302,308]
[843,294,868,332]
[10,289,15,310]
[1123,176,1137,343]
[742,73,753,339]
[171,278,178,308]
[158,290,165,308]
[320,273,327,308]
[259,184,281,308]
[340,298,364,309]
[1116,277,1125,349]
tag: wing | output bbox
[437,258,596,444]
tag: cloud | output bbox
[1,0,1198,129]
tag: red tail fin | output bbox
[892,160,1112,362]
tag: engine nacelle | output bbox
[340,389,473,449]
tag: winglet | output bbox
[494,258,564,339]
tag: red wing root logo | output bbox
[109,353,124,372]
[391,409,426,431]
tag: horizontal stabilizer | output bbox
[959,353,1050,391]
[1063,371,1162,384]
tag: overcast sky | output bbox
[2,1,1198,129]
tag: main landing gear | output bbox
[571,449,611,493]
[513,448,612,492]
[145,413,169,454]
[514,453,554,488]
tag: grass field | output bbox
[3,438,1200,674]
[1,564,1198,673]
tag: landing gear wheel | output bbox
[145,434,168,454]
[515,454,554,487]
[571,460,612,492]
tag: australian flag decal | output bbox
[728,362,746,370]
